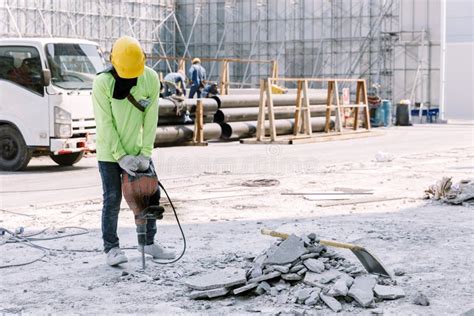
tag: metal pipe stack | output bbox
[155,98,221,146]
[213,91,335,140]
[155,89,334,145]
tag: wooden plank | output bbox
[240,138,293,145]
[219,60,227,96]
[354,81,361,130]
[193,100,204,143]
[265,78,277,141]
[325,81,334,133]
[224,62,230,95]
[240,130,381,145]
[256,79,267,141]
[314,196,409,207]
[267,77,362,82]
[293,80,303,135]
[362,80,371,130]
[334,80,343,133]
[302,80,312,135]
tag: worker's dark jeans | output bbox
[189,85,201,98]
[98,161,159,253]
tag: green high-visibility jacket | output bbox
[92,66,159,162]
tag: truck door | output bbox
[0,45,49,147]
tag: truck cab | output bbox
[0,38,106,171]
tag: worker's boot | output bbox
[106,247,128,266]
[139,243,176,260]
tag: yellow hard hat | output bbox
[192,58,201,64]
[111,36,145,78]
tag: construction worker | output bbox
[201,82,219,98]
[162,70,186,97]
[92,36,175,266]
[188,57,206,98]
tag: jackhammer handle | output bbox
[260,228,360,250]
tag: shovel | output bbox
[261,228,392,278]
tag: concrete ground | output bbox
[1,124,473,210]
[0,124,473,315]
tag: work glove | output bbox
[137,155,151,172]
[118,155,139,176]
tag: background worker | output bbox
[188,57,206,98]
[162,70,186,97]
[201,82,219,98]
[92,36,175,266]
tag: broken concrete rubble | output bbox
[295,288,314,303]
[281,273,303,281]
[264,234,308,265]
[248,271,281,283]
[304,288,321,306]
[327,278,349,297]
[412,291,430,306]
[320,293,342,312]
[374,284,405,300]
[189,287,229,299]
[184,233,407,313]
[233,282,259,295]
[185,267,247,291]
[255,281,271,295]
[303,258,325,273]
[348,275,377,307]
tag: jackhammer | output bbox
[121,163,185,269]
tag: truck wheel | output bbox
[0,125,32,171]
[50,152,84,166]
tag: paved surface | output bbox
[1,124,473,210]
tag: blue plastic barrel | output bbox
[381,100,392,127]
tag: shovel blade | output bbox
[351,248,392,278]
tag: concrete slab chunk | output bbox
[247,271,281,284]
[264,234,308,265]
[304,258,325,273]
[374,285,405,300]
[233,282,259,295]
[297,267,308,276]
[290,264,305,273]
[304,270,342,287]
[348,275,376,307]
[185,268,247,291]
[412,292,430,306]
[189,287,230,299]
[271,264,291,274]
[295,288,314,303]
[304,288,321,305]
[337,273,354,288]
[255,281,272,295]
[303,272,322,287]
[327,278,349,297]
[281,273,303,281]
[320,293,342,312]
[300,253,318,260]
[320,270,342,284]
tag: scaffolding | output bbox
[0,0,440,105]
[175,0,440,105]
[0,0,177,73]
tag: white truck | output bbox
[0,38,106,171]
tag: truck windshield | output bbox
[46,43,106,90]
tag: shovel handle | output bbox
[260,228,360,250]
[261,228,289,239]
